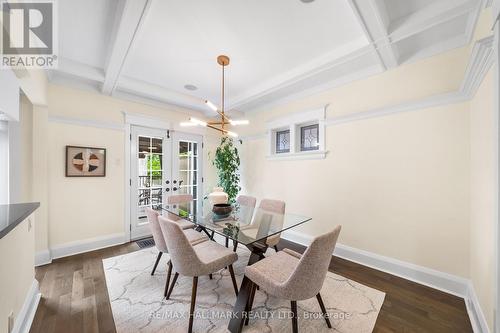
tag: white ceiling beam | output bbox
[348,0,399,70]
[101,0,151,95]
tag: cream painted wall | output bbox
[8,95,33,203]
[236,13,498,279]
[48,84,204,123]
[14,69,48,107]
[0,215,35,333]
[241,103,470,277]
[48,123,125,245]
[470,68,495,331]
[20,97,33,202]
[240,43,470,133]
[46,84,219,248]
[32,106,50,254]
[238,7,493,136]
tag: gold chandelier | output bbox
[181,55,248,137]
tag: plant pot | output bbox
[212,203,232,218]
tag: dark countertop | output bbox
[0,202,40,239]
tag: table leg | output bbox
[199,226,214,240]
[227,247,266,333]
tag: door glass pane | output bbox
[151,171,162,186]
[191,142,198,156]
[176,140,198,200]
[139,136,150,154]
[179,156,188,170]
[136,134,165,225]
[191,185,198,199]
[138,189,151,207]
[148,154,163,172]
[179,155,197,171]
[151,188,162,207]
[179,141,189,155]
[152,138,163,152]
[137,206,147,224]
[178,171,198,187]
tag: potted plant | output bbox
[212,136,241,203]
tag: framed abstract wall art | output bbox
[65,146,106,177]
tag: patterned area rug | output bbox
[103,247,385,333]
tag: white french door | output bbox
[130,126,203,240]
[171,131,203,217]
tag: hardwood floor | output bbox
[29,239,473,333]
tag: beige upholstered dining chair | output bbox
[166,194,196,230]
[223,195,257,250]
[237,194,257,207]
[145,208,208,296]
[244,225,342,333]
[259,199,285,252]
[158,216,240,333]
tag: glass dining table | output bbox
[162,199,311,333]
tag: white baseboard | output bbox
[35,249,52,267]
[282,229,488,332]
[333,243,469,298]
[50,233,127,260]
[282,230,469,297]
[12,279,41,333]
[466,281,491,333]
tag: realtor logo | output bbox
[1,0,58,68]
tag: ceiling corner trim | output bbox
[324,35,494,127]
[460,35,494,98]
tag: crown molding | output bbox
[115,76,207,113]
[51,0,484,116]
[51,57,105,83]
[229,37,371,109]
[238,1,484,113]
[236,60,384,114]
[460,35,494,98]
[324,36,493,126]
[242,35,493,141]
[388,0,479,44]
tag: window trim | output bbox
[266,107,327,160]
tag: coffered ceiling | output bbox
[50,0,487,115]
